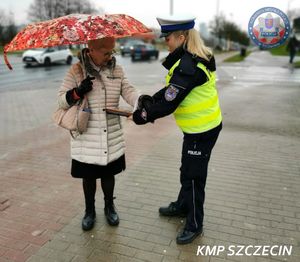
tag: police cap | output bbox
[156,15,196,38]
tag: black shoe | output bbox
[176,228,203,245]
[104,201,119,226]
[159,202,187,217]
[82,212,96,231]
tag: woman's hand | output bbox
[75,75,95,98]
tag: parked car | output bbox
[131,44,159,61]
[120,40,144,56]
[22,46,73,66]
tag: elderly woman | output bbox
[133,16,222,244]
[58,37,139,230]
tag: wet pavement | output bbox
[0,50,299,262]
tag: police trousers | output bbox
[176,123,222,231]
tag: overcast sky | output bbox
[0,0,299,31]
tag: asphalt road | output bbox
[0,53,167,93]
[0,51,237,93]
[1,50,299,93]
[0,50,299,140]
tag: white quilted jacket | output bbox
[57,61,139,166]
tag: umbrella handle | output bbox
[4,50,13,70]
[80,49,88,78]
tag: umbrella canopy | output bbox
[4,13,151,70]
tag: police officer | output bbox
[133,15,222,244]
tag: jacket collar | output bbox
[162,46,216,72]
[88,55,101,72]
[162,45,185,70]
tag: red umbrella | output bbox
[4,13,151,70]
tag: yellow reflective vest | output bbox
[166,59,222,134]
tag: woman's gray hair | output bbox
[77,48,116,78]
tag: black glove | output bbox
[137,95,154,111]
[133,109,148,125]
[75,75,95,98]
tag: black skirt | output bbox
[71,155,126,179]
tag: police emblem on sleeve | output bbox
[165,85,179,101]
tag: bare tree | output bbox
[0,9,6,45]
[5,12,18,44]
[27,0,99,22]
[0,10,18,45]
[209,13,226,46]
[210,13,249,47]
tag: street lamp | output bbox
[216,0,220,18]
[170,0,174,15]
[216,0,221,47]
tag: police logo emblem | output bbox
[165,85,179,101]
[248,7,290,49]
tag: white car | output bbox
[22,46,73,66]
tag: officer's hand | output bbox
[133,109,148,125]
[137,95,154,111]
[75,75,95,98]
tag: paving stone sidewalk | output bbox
[0,51,299,262]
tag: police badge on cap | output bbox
[156,15,196,38]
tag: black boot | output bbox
[104,199,119,226]
[176,227,203,245]
[82,210,96,231]
[82,178,96,231]
[159,202,187,217]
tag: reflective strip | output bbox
[197,63,212,81]
[175,94,218,115]
[175,107,221,127]
[192,180,198,229]
[165,60,180,84]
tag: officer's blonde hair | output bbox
[173,29,212,61]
